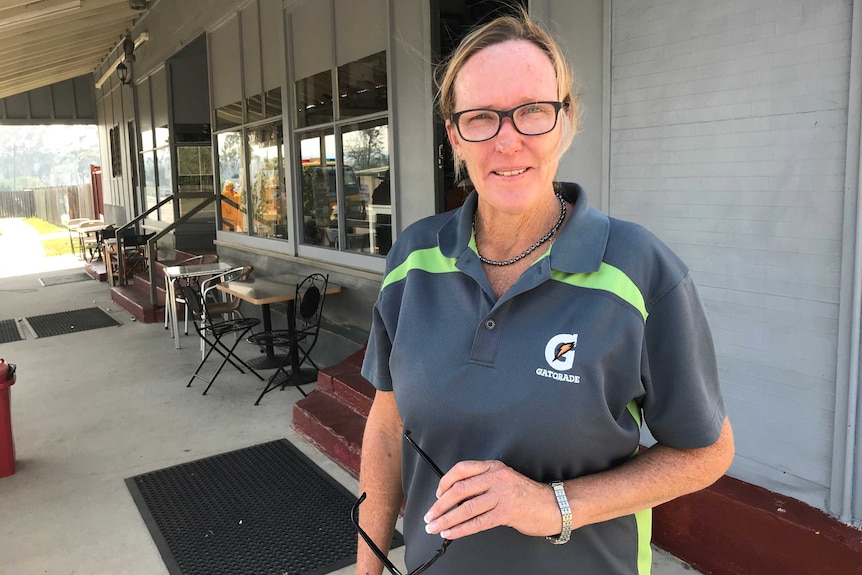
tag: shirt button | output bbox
[484,319,496,330]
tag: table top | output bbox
[77,221,110,232]
[217,273,342,305]
[164,262,233,279]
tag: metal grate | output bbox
[126,439,400,575]
[0,319,22,343]
[39,272,92,287]
[24,307,120,338]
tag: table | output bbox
[76,220,111,261]
[164,262,233,349]
[217,273,342,371]
[65,218,90,256]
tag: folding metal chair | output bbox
[248,273,329,404]
[164,254,220,335]
[181,281,263,396]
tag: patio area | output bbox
[0,255,697,574]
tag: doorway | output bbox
[430,0,528,213]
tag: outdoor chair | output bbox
[105,228,154,283]
[164,253,220,335]
[247,273,329,404]
[65,218,89,256]
[200,265,253,322]
[181,280,263,396]
[195,265,254,359]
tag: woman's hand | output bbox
[422,460,562,540]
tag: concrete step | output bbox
[292,346,374,478]
[108,250,215,323]
[292,391,366,479]
[318,366,375,417]
[110,283,166,323]
[83,259,107,282]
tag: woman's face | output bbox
[446,40,563,216]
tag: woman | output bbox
[355,11,734,575]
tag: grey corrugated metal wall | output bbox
[608,0,855,517]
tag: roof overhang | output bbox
[0,0,147,99]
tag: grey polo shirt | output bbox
[362,183,726,574]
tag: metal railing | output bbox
[115,193,219,307]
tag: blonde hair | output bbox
[436,10,581,182]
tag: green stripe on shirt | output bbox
[551,264,648,321]
[382,247,460,290]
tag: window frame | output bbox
[287,0,392,272]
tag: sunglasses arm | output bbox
[352,492,405,575]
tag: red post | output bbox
[0,359,17,478]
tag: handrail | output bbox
[114,195,174,284]
[145,193,220,306]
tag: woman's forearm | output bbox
[355,391,405,575]
[565,417,735,530]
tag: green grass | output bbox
[23,217,74,256]
[23,217,66,235]
[41,237,74,256]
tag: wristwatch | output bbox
[546,481,572,544]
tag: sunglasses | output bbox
[351,430,452,575]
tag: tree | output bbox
[343,126,387,171]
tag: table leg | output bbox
[247,302,288,369]
[286,300,299,374]
[271,300,317,391]
[170,277,183,349]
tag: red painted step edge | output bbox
[653,474,862,575]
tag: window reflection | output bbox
[156,147,173,222]
[342,119,390,255]
[338,51,387,119]
[296,70,333,128]
[247,94,264,123]
[299,131,336,247]
[177,145,215,222]
[155,126,170,148]
[216,102,243,131]
[143,152,157,214]
[218,131,246,233]
[248,123,286,239]
[264,87,282,118]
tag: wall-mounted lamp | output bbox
[116,62,131,85]
[95,31,150,90]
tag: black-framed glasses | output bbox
[351,430,452,575]
[450,101,564,142]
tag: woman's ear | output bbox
[445,119,462,159]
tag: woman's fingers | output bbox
[423,460,559,540]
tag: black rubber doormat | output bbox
[24,307,120,338]
[126,439,402,575]
[0,319,22,343]
[39,272,91,287]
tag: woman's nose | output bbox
[494,117,522,152]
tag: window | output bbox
[248,123,286,239]
[218,131,246,233]
[109,126,122,177]
[137,74,172,221]
[294,49,390,256]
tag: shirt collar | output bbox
[438,182,609,274]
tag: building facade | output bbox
[93,0,862,532]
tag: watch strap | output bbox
[546,481,572,544]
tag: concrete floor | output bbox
[0,254,699,574]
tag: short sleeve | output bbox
[641,273,726,449]
[361,292,394,392]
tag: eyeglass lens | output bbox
[455,101,561,142]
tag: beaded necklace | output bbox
[473,191,567,266]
